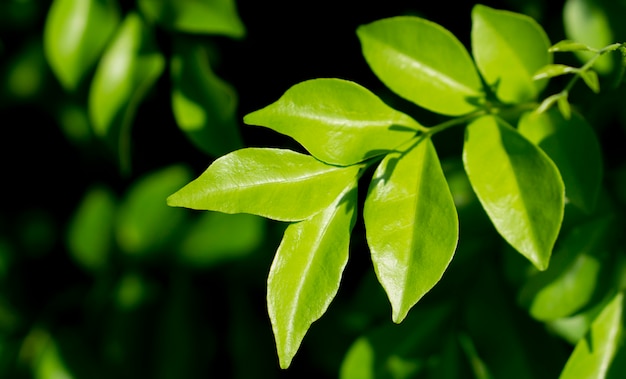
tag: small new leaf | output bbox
[533,64,579,80]
[166,148,362,222]
[268,183,357,369]
[463,116,564,270]
[364,138,458,323]
[579,70,600,93]
[549,40,596,53]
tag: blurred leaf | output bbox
[550,40,598,53]
[177,212,265,268]
[463,115,564,270]
[88,12,165,173]
[519,216,614,321]
[138,0,245,38]
[116,165,192,257]
[2,38,48,101]
[268,183,357,368]
[31,331,76,379]
[580,70,601,93]
[563,0,614,74]
[171,38,243,157]
[364,139,458,323]
[167,148,362,222]
[43,0,120,90]
[557,93,572,120]
[244,78,420,166]
[67,185,117,272]
[533,64,579,80]
[471,4,552,103]
[357,16,484,116]
[519,109,603,213]
[559,292,624,378]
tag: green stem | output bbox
[423,109,487,136]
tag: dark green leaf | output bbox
[167,148,362,221]
[137,0,245,38]
[171,38,243,156]
[472,4,552,103]
[364,138,458,323]
[244,78,420,165]
[519,109,602,213]
[44,0,120,90]
[357,16,484,116]
[463,115,564,270]
[268,183,357,368]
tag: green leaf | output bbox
[518,109,602,213]
[43,0,120,90]
[137,0,245,38]
[116,165,192,257]
[167,148,362,221]
[519,216,614,321]
[357,16,484,116]
[171,38,243,157]
[550,40,597,53]
[364,138,459,323]
[268,183,357,369]
[472,4,552,103]
[580,70,601,93]
[463,115,564,270]
[88,12,165,172]
[557,94,572,120]
[533,64,579,80]
[563,0,614,74]
[66,185,116,272]
[535,92,567,116]
[559,292,624,379]
[244,78,421,166]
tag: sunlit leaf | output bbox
[559,292,623,379]
[167,148,362,221]
[519,216,614,321]
[519,109,602,213]
[138,0,245,38]
[533,64,579,80]
[364,138,458,323]
[88,12,165,172]
[563,0,614,74]
[463,115,564,270]
[357,16,484,116]
[472,4,552,103]
[557,94,572,120]
[580,70,600,93]
[66,185,116,272]
[550,40,597,53]
[268,183,357,368]
[171,38,243,157]
[116,165,192,257]
[244,78,420,165]
[44,0,120,90]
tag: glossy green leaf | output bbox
[339,303,452,379]
[171,39,243,157]
[463,115,564,270]
[533,64,579,80]
[177,212,264,267]
[66,185,116,272]
[167,148,362,221]
[364,138,459,323]
[559,292,624,379]
[564,0,614,74]
[44,0,120,90]
[116,165,192,257]
[357,16,484,116]
[519,109,602,213]
[268,183,357,368]
[138,0,245,38]
[472,4,552,103]
[88,13,165,172]
[519,217,613,321]
[244,78,420,166]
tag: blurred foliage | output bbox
[0,0,625,378]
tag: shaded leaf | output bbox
[44,0,120,90]
[357,16,484,116]
[559,292,624,378]
[463,115,564,270]
[171,38,243,156]
[472,4,552,103]
[138,0,245,38]
[244,78,420,166]
[364,138,458,323]
[268,183,357,368]
[167,148,362,221]
[519,109,602,213]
